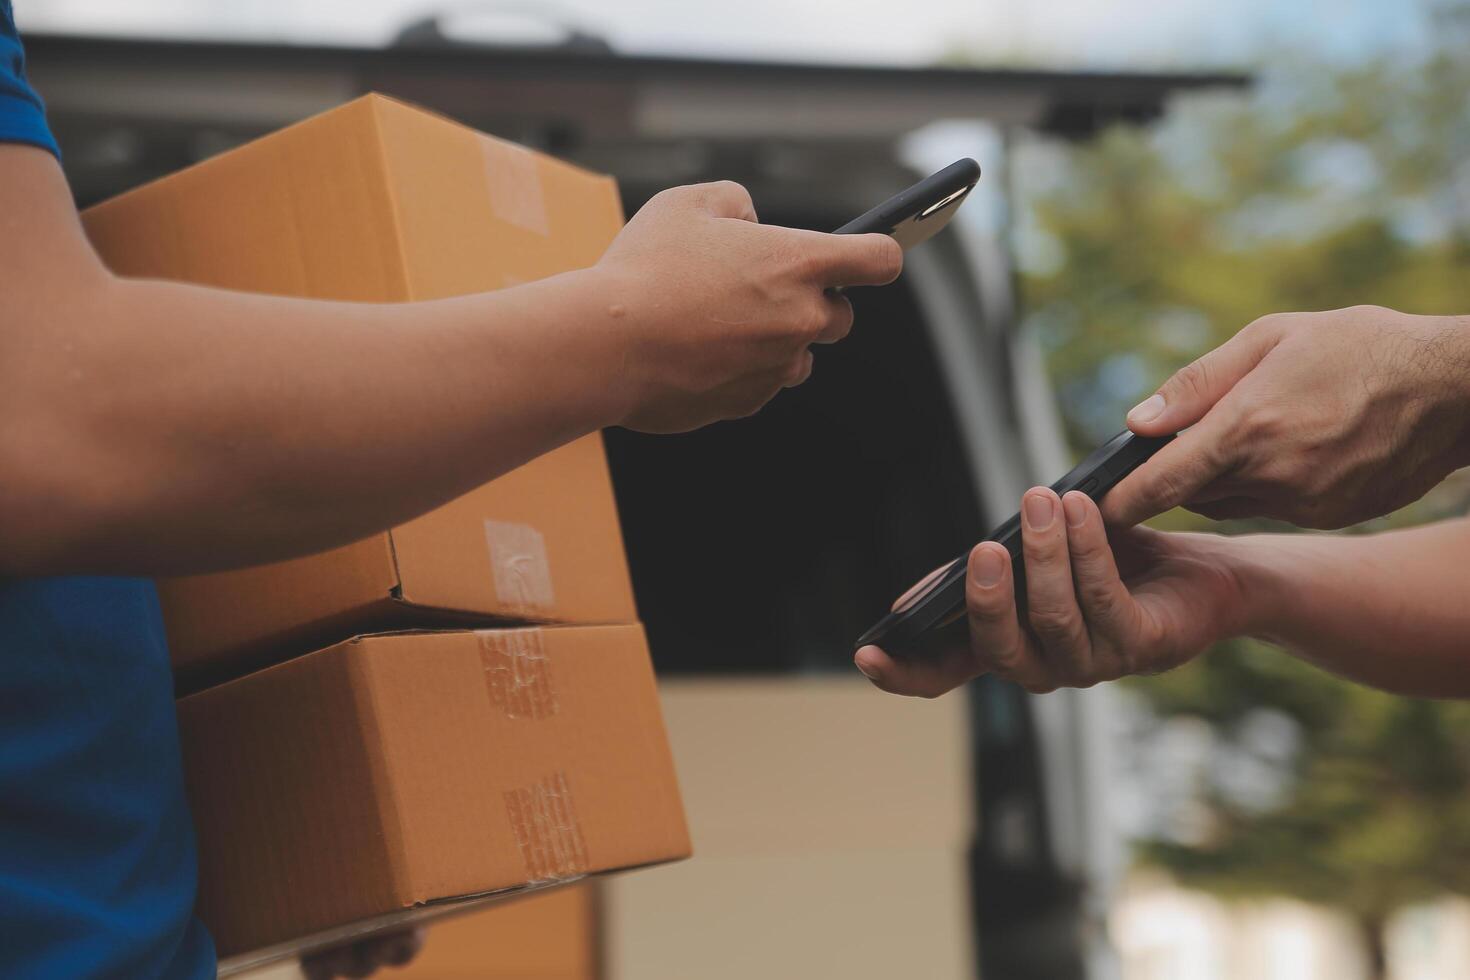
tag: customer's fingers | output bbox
[1019,488,1092,684]
[1061,492,1136,677]
[964,541,1049,692]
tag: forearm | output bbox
[1228,518,1470,697]
[1,268,628,575]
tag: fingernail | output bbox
[973,548,1006,587]
[1023,492,1055,530]
[854,652,881,679]
[1063,492,1088,528]
[1128,393,1165,425]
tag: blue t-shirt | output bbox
[0,6,216,978]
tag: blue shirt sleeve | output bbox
[0,2,59,157]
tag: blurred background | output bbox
[18,1,1470,977]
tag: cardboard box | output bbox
[80,95,637,687]
[392,884,598,980]
[177,624,688,973]
[600,678,976,980]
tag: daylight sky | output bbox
[14,0,1442,70]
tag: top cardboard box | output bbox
[81,95,639,687]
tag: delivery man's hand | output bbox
[1103,306,1470,529]
[594,181,903,433]
[301,927,426,980]
[854,489,1248,696]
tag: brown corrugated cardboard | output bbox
[392,884,598,980]
[80,95,637,687]
[601,678,976,980]
[177,625,688,973]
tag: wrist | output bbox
[1445,315,1470,468]
[1209,532,1292,643]
[541,265,640,431]
[1416,312,1470,469]
[574,264,646,430]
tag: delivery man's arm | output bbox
[0,145,901,576]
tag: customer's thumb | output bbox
[1126,318,1280,435]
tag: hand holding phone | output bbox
[855,430,1175,653]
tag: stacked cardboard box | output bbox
[82,95,689,974]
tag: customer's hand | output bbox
[855,489,1248,696]
[1104,306,1470,529]
[301,927,426,980]
[594,181,903,433]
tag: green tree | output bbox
[1015,18,1470,977]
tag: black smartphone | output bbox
[833,158,981,248]
[853,430,1175,653]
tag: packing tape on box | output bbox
[478,629,558,720]
[481,136,550,237]
[504,771,590,883]
[483,519,555,614]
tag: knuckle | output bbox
[794,298,828,341]
[1170,357,1215,400]
[1240,405,1288,444]
[983,644,1021,674]
[1028,604,1080,644]
[700,180,756,219]
[764,235,810,279]
[1021,677,1059,696]
[1076,578,1121,619]
[788,246,826,283]
[1022,527,1065,565]
[1150,465,1191,512]
[644,186,684,212]
[710,178,751,203]
[826,297,855,339]
[1243,312,1286,337]
[870,233,903,277]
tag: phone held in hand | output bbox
[854,430,1175,654]
[834,158,981,248]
